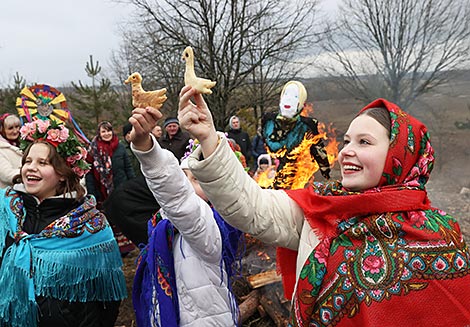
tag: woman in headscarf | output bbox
[0,113,23,188]
[178,85,470,326]
[86,121,136,255]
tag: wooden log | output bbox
[246,270,282,289]
[257,304,267,318]
[239,289,261,323]
[258,284,290,327]
[259,292,289,327]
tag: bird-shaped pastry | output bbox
[124,72,167,109]
[182,46,216,94]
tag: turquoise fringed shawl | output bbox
[0,188,127,327]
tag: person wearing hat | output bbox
[253,153,276,188]
[159,116,191,161]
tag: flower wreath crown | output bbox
[19,119,91,177]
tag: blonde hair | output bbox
[0,114,21,135]
[280,81,308,111]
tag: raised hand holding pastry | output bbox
[182,46,216,94]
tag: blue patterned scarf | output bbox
[133,208,243,327]
[133,214,178,327]
[0,188,127,327]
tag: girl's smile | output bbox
[339,115,390,191]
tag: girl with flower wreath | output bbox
[86,121,136,256]
[0,113,23,188]
[0,119,127,327]
[177,85,470,326]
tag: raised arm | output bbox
[177,87,305,250]
[188,136,304,250]
[129,106,222,262]
[178,86,219,158]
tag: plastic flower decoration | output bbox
[19,119,91,177]
[181,133,249,171]
[181,138,200,161]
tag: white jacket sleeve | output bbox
[131,135,222,263]
[189,137,304,251]
[0,148,21,187]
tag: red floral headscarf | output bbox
[280,99,470,327]
[280,99,434,300]
[360,99,434,190]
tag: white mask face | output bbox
[279,84,300,118]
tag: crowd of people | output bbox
[0,78,469,327]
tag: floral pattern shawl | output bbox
[284,99,470,326]
[88,134,119,199]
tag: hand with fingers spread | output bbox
[178,86,219,157]
[129,106,163,151]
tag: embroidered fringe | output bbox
[0,240,126,326]
[33,240,127,301]
[0,259,37,327]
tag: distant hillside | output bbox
[301,69,470,102]
[300,70,470,189]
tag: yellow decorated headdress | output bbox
[16,84,89,145]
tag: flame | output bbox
[319,122,339,168]
[257,250,271,261]
[267,119,339,190]
[302,102,315,116]
[254,167,276,188]
[268,133,324,189]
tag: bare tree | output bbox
[113,0,322,129]
[318,0,470,109]
[242,11,315,127]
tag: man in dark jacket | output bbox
[227,115,252,165]
[251,126,267,170]
[159,117,191,162]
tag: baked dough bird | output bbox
[124,72,167,109]
[182,46,216,94]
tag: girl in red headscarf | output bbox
[178,84,470,327]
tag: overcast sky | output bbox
[0,0,338,88]
[0,0,134,87]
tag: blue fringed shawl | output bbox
[0,188,127,327]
